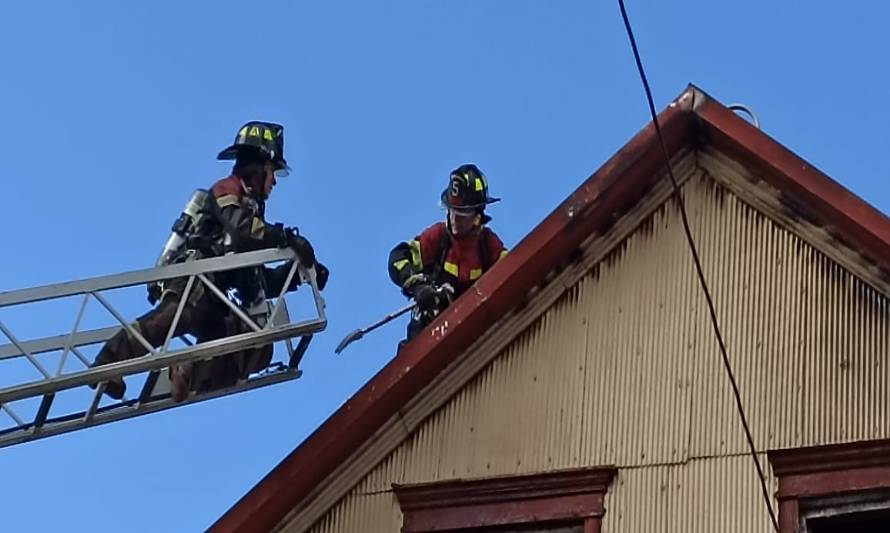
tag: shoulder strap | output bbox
[479,228,493,271]
[430,225,451,282]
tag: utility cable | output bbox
[616,1,780,530]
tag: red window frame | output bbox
[393,467,617,533]
[768,439,890,533]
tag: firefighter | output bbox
[90,121,329,402]
[388,164,507,341]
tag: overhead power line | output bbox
[615,2,780,531]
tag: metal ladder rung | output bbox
[138,371,162,404]
[34,394,55,430]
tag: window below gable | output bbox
[769,440,890,533]
[393,467,616,533]
[446,525,584,533]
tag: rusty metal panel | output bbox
[299,163,890,533]
[296,449,406,533]
[575,201,699,468]
[406,281,592,484]
[301,491,399,533]
[602,454,777,532]
[684,163,890,457]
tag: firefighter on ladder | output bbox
[388,164,507,342]
[90,121,329,402]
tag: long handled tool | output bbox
[335,302,417,354]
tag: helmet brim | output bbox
[217,145,290,177]
[440,189,500,212]
[216,145,241,161]
[274,163,291,178]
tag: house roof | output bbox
[210,85,890,533]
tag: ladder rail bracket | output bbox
[0,320,52,379]
[197,274,263,333]
[57,294,91,376]
[161,275,196,353]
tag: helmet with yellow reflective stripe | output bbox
[217,121,291,177]
[440,163,500,213]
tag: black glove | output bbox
[284,227,316,267]
[147,283,162,306]
[268,222,288,247]
[315,262,329,291]
[412,283,439,312]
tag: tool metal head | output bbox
[335,329,364,354]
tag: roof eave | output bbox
[692,92,890,272]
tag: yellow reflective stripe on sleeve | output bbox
[393,259,410,271]
[407,239,423,270]
[250,218,265,239]
[444,262,458,276]
[216,194,239,208]
[469,268,483,280]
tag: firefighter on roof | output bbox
[388,164,507,341]
[90,121,329,402]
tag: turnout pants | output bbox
[93,279,273,398]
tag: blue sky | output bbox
[1,1,889,531]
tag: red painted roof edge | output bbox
[211,85,890,533]
[692,94,890,272]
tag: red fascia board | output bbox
[693,96,890,273]
[210,90,697,533]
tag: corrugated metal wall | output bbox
[299,165,890,533]
[603,454,777,532]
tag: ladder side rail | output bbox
[0,326,119,360]
[0,248,296,308]
[0,367,301,449]
[0,318,325,405]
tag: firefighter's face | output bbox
[263,161,277,198]
[448,208,478,236]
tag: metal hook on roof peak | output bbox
[727,103,761,130]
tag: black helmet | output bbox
[440,163,500,212]
[217,121,290,176]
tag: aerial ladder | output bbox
[0,247,326,448]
